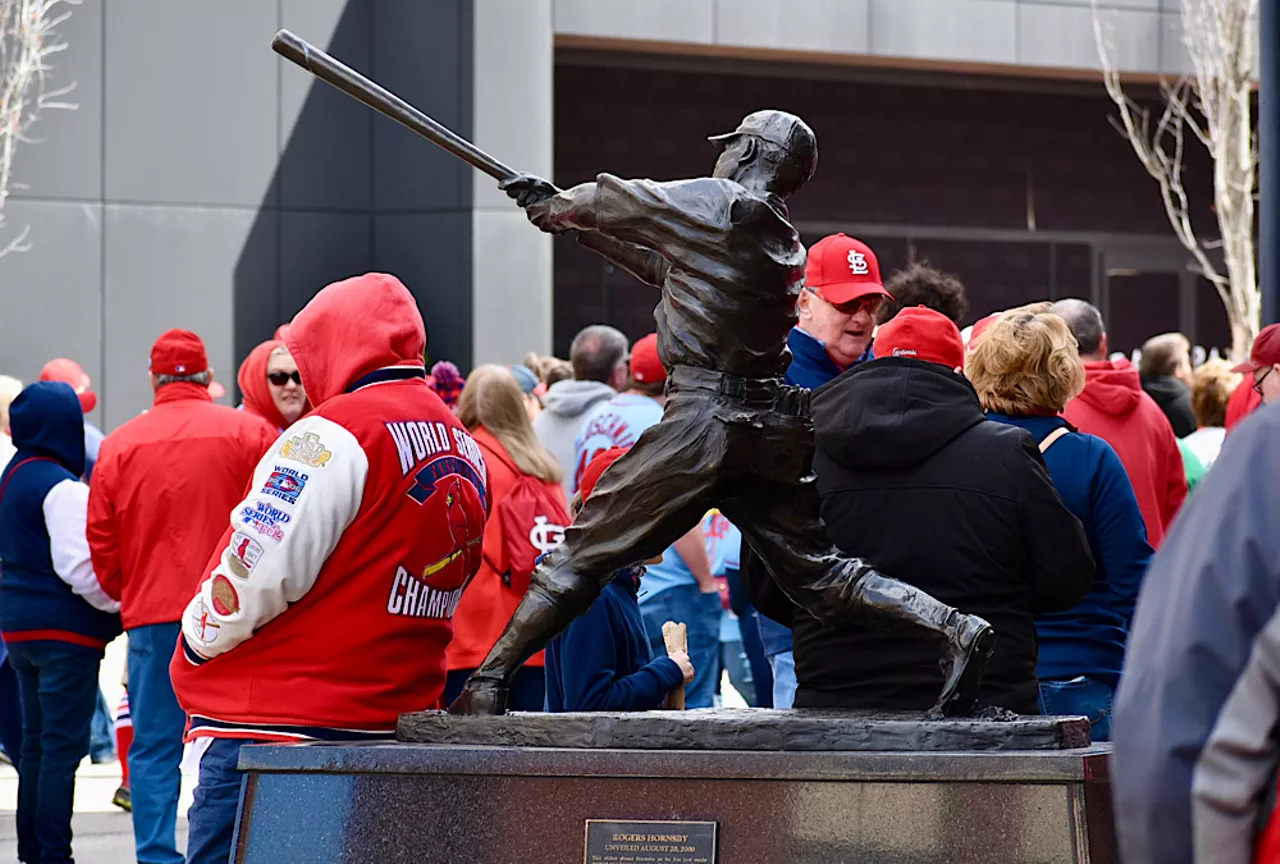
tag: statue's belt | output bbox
[666,366,810,417]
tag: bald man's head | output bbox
[1051,298,1107,359]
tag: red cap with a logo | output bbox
[150,329,209,376]
[874,306,966,371]
[630,333,666,384]
[1232,323,1280,373]
[805,234,893,305]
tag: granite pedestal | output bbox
[232,709,1115,863]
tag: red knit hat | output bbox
[874,306,966,370]
[630,334,666,384]
[150,329,209,376]
[579,447,629,500]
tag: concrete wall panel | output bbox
[714,0,870,54]
[9,2,103,203]
[0,201,103,427]
[279,211,372,321]
[1019,5,1159,71]
[869,0,1017,64]
[103,205,256,427]
[472,210,553,365]
[104,0,278,207]
[279,0,372,210]
[555,0,714,43]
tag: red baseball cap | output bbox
[40,358,97,414]
[1232,323,1280,373]
[805,234,893,306]
[150,329,209,376]
[580,447,629,500]
[874,306,966,370]
[630,333,666,384]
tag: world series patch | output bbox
[261,465,308,505]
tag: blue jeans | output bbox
[1039,676,1114,742]
[770,651,798,709]
[640,585,721,709]
[187,737,258,864]
[128,623,186,864]
[0,655,23,763]
[7,640,102,864]
[90,686,116,761]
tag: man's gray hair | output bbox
[1051,298,1106,357]
[154,370,212,388]
[569,325,629,383]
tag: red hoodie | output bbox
[170,274,490,741]
[236,339,301,431]
[1063,359,1187,547]
[1225,370,1262,433]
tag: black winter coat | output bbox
[1141,375,1197,438]
[747,357,1094,714]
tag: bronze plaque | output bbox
[584,820,717,864]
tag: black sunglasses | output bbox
[267,371,302,386]
[1253,366,1273,396]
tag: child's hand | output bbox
[670,650,694,684]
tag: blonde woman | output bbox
[1183,359,1241,470]
[968,304,1153,740]
[445,365,568,712]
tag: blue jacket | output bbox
[545,568,684,712]
[753,329,872,657]
[986,413,1152,686]
[0,382,121,652]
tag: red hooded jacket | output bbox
[1225,370,1262,433]
[237,339,292,430]
[1063,359,1187,547]
[170,274,490,741]
[88,383,278,630]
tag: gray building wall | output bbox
[0,0,553,432]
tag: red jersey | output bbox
[88,383,278,630]
[170,274,490,740]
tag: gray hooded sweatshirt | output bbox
[534,380,616,497]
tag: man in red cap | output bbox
[573,334,717,707]
[86,329,277,864]
[751,307,1093,714]
[1230,323,1280,415]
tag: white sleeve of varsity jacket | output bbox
[43,479,120,614]
[179,414,368,661]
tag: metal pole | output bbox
[1262,0,1280,324]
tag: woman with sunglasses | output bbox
[236,340,310,431]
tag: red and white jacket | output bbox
[170,274,489,741]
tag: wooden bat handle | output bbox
[662,620,688,711]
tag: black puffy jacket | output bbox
[748,357,1094,714]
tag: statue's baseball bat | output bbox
[271,29,519,184]
[661,621,688,711]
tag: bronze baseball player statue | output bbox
[453,110,995,716]
[270,34,995,719]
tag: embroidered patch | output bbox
[227,532,263,579]
[239,502,290,541]
[188,599,220,645]
[261,466,308,505]
[211,575,240,616]
[280,432,332,468]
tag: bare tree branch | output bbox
[1091,0,1259,360]
[0,0,79,258]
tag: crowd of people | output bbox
[0,231,1276,862]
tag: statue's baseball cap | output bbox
[709,110,818,184]
[874,306,966,371]
[805,234,893,306]
[150,328,209,376]
[630,333,666,384]
[1232,323,1280,373]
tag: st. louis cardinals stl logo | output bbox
[847,249,869,276]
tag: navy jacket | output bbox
[750,328,872,657]
[0,382,121,652]
[986,414,1152,687]
[545,568,684,712]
